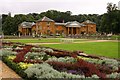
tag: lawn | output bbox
[41,42,119,58]
[3,38,119,58]
[3,38,60,43]
[3,38,90,43]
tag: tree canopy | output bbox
[100,3,120,34]
[2,3,120,35]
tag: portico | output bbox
[66,21,85,35]
[67,27,80,35]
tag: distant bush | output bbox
[4,35,19,39]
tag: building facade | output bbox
[18,16,96,36]
[18,22,36,36]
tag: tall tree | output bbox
[100,3,119,34]
[2,16,14,35]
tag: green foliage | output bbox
[2,56,27,79]
[107,72,120,79]
[24,52,46,60]
[7,55,16,60]
[12,45,18,48]
[24,52,50,61]
[2,16,14,35]
[111,35,120,40]
[80,57,119,71]
[2,6,120,35]
[100,3,120,34]
[24,63,85,78]
[0,49,17,57]
[2,10,101,35]
[31,47,54,53]
[18,62,33,70]
[47,57,77,63]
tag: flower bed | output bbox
[1,41,120,79]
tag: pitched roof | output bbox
[83,20,96,24]
[37,16,54,22]
[66,21,86,27]
[55,23,65,26]
[19,22,35,28]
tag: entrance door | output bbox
[73,28,76,34]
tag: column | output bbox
[76,28,77,34]
[18,32,21,37]
[72,27,73,35]
[25,28,26,36]
[29,33,31,36]
[27,28,28,35]
[68,27,69,35]
[77,27,79,34]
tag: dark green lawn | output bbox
[42,42,119,58]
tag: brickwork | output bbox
[18,17,96,36]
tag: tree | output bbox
[100,3,120,34]
[2,10,102,35]
[2,16,14,35]
[107,3,117,13]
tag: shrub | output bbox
[31,47,54,53]
[45,51,71,57]
[18,62,33,70]
[79,56,119,72]
[24,63,85,79]
[31,47,42,51]
[13,45,32,63]
[12,45,18,48]
[47,57,77,63]
[24,52,46,59]
[2,56,27,79]
[7,55,16,60]
[13,47,23,50]
[47,59,106,78]
[24,52,50,62]
[107,72,120,79]
[45,48,54,53]
[0,49,17,57]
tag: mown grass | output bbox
[3,38,90,43]
[41,42,119,58]
[3,38,60,43]
[3,38,119,58]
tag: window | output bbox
[47,26,50,29]
[39,26,42,30]
[91,26,93,29]
[47,22,50,25]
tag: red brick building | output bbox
[18,16,96,36]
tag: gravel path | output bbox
[0,60,22,79]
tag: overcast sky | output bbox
[0,0,119,16]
